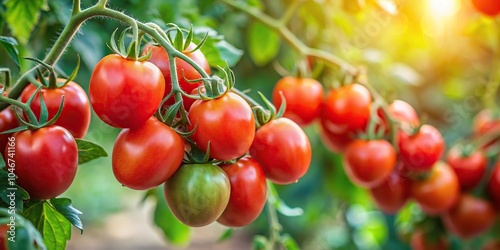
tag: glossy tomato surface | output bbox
[398,124,444,172]
[164,164,230,227]
[218,157,267,227]
[89,54,165,128]
[272,76,324,126]
[20,80,91,138]
[344,139,396,188]
[144,43,210,110]
[442,194,496,239]
[0,108,18,157]
[411,162,459,215]
[188,92,255,161]
[445,145,487,190]
[369,171,411,214]
[112,117,184,190]
[318,117,353,153]
[250,118,311,184]
[10,126,78,200]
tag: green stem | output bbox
[71,0,81,15]
[279,0,303,26]
[265,182,283,250]
[231,88,262,108]
[0,95,38,123]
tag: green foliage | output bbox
[0,171,29,212]
[75,139,108,165]
[0,36,19,67]
[3,0,46,44]
[247,22,280,66]
[0,208,46,250]
[152,187,190,245]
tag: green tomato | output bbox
[164,164,230,227]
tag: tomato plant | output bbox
[20,80,91,138]
[188,92,255,161]
[250,117,311,184]
[369,171,410,214]
[143,43,210,110]
[164,164,230,227]
[411,162,459,215]
[445,145,487,190]
[398,125,445,172]
[10,126,78,200]
[112,117,184,190]
[272,76,324,126]
[410,230,449,250]
[218,157,267,227]
[343,139,396,188]
[89,54,165,128]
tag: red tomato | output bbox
[398,125,445,172]
[89,54,165,128]
[0,224,7,250]
[442,194,496,239]
[9,126,78,200]
[445,145,487,190]
[411,162,459,215]
[188,92,255,161]
[20,80,91,138]
[250,118,311,184]
[144,43,210,110]
[318,117,353,153]
[218,157,267,227]
[473,109,500,149]
[272,76,324,126]
[0,108,18,158]
[483,240,500,250]
[321,84,371,134]
[471,0,500,16]
[369,171,411,214]
[410,230,449,250]
[112,117,184,190]
[487,161,500,208]
[379,100,419,133]
[344,139,396,188]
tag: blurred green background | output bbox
[1,0,499,249]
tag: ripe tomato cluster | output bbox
[272,76,500,246]
[89,45,313,228]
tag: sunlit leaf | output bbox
[247,22,280,66]
[76,139,108,165]
[4,0,46,44]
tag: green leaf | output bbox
[0,171,30,211]
[268,182,303,217]
[22,201,71,250]
[215,40,243,67]
[4,0,46,44]
[247,22,280,66]
[75,139,108,165]
[50,198,83,233]
[281,234,300,250]
[0,208,46,250]
[217,228,233,242]
[194,27,243,68]
[252,235,268,250]
[0,36,20,67]
[153,188,190,245]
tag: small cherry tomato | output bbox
[471,0,500,16]
[318,116,353,153]
[445,145,487,190]
[0,108,18,158]
[473,109,500,149]
[250,118,311,184]
[218,157,267,227]
[398,125,445,172]
[369,171,411,214]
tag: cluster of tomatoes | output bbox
[271,75,500,248]
[87,42,312,228]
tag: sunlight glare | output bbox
[427,0,460,18]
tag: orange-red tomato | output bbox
[398,125,445,172]
[445,146,487,190]
[0,108,17,158]
[471,0,500,16]
[370,172,411,214]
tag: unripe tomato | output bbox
[20,80,91,138]
[369,171,410,214]
[398,125,444,172]
[9,126,78,200]
[410,230,449,250]
[445,145,487,190]
[250,118,311,185]
[164,164,230,227]
[442,194,496,239]
[112,117,184,190]
[272,76,324,126]
[89,54,165,128]
[321,84,371,134]
[411,162,459,215]
[188,92,255,161]
[471,0,500,16]
[344,139,396,188]
[143,43,210,110]
[0,108,17,158]
[487,161,500,208]
[218,157,267,227]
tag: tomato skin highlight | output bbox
[369,171,411,214]
[89,54,165,128]
[20,80,91,138]
[188,92,255,161]
[398,125,445,172]
[112,117,184,190]
[343,139,396,188]
[164,164,230,227]
[445,146,487,190]
[144,43,210,110]
[218,157,267,227]
[321,83,371,135]
[411,162,459,215]
[442,194,496,239]
[250,118,311,185]
[487,161,500,208]
[9,126,78,200]
[272,76,324,126]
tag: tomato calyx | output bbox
[24,56,81,90]
[108,28,150,61]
